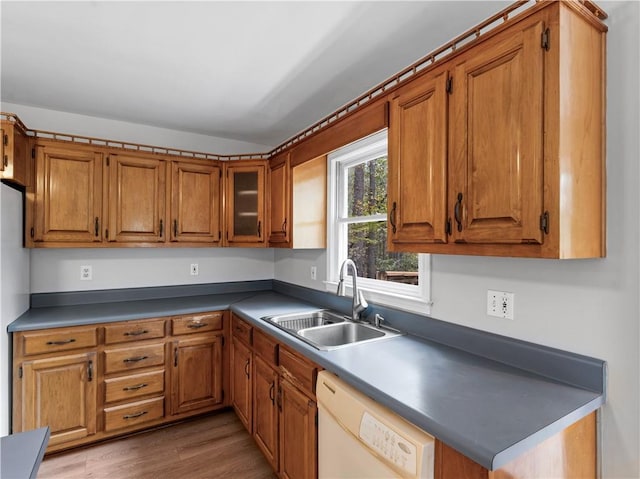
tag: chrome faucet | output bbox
[336,259,368,321]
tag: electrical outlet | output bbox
[487,290,514,320]
[80,265,92,281]
[190,263,199,276]
[310,266,317,280]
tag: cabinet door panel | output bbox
[254,356,279,471]
[171,335,223,415]
[171,161,221,243]
[225,162,266,245]
[108,154,166,242]
[34,145,103,242]
[230,337,252,432]
[450,20,544,244]
[279,379,317,479]
[268,156,289,246]
[388,67,449,247]
[21,352,97,447]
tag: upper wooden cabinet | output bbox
[224,161,267,247]
[33,143,104,243]
[268,153,290,246]
[0,119,30,186]
[388,66,449,248]
[388,2,606,258]
[170,161,222,244]
[107,153,166,243]
[268,152,327,249]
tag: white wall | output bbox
[275,3,640,477]
[0,102,271,155]
[0,185,31,435]
[31,247,274,293]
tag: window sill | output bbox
[324,281,432,316]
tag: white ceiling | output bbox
[1,1,510,148]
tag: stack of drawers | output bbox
[102,318,166,432]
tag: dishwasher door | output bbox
[316,371,434,479]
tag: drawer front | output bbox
[22,327,97,356]
[104,343,165,374]
[104,319,166,345]
[104,396,164,432]
[104,370,165,403]
[279,346,317,395]
[253,328,278,367]
[172,311,223,336]
[231,315,252,346]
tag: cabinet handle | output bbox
[174,347,178,367]
[389,202,397,234]
[187,323,209,329]
[123,411,148,420]
[94,217,99,237]
[3,155,7,168]
[123,355,149,363]
[257,220,261,237]
[277,385,282,411]
[281,218,287,233]
[454,193,463,232]
[87,360,93,382]
[124,330,149,336]
[123,383,148,391]
[47,338,76,346]
[174,219,178,237]
[159,219,163,237]
[269,382,275,404]
[244,358,250,378]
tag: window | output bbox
[326,130,431,315]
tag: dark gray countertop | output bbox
[8,285,605,471]
[229,292,603,470]
[0,427,50,479]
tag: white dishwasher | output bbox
[316,371,434,479]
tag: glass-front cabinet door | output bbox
[225,161,267,246]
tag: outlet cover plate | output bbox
[80,265,92,281]
[487,290,514,320]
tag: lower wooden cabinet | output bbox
[12,310,229,453]
[253,355,279,470]
[19,352,97,447]
[279,378,317,479]
[230,314,318,479]
[230,336,253,432]
[170,334,224,415]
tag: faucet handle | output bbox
[374,314,384,328]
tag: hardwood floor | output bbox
[38,410,277,479]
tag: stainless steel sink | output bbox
[261,310,402,350]
[262,310,347,331]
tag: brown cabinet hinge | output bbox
[3,134,8,146]
[541,28,550,51]
[221,336,225,347]
[18,366,23,379]
[446,218,452,236]
[106,156,110,166]
[31,148,35,159]
[30,227,34,238]
[218,231,221,241]
[446,76,453,94]
[540,211,549,234]
[221,390,225,402]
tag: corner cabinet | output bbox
[0,119,30,186]
[388,2,606,258]
[224,161,267,247]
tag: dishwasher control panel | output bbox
[359,411,417,475]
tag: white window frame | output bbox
[325,130,432,315]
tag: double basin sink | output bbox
[261,310,402,350]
